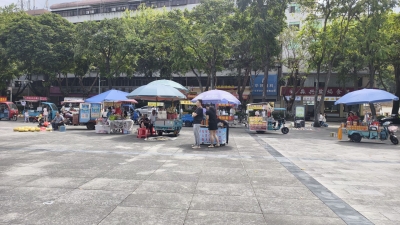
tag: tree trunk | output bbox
[191,66,203,92]
[313,65,321,127]
[368,63,377,118]
[262,58,270,102]
[314,64,333,127]
[205,75,210,91]
[392,64,400,116]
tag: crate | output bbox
[59,126,66,132]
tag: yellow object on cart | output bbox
[338,127,342,140]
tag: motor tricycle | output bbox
[347,121,398,145]
[0,101,18,121]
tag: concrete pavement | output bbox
[0,120,399,224]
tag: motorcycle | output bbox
[347,121,398,145]
[63,111,73,125]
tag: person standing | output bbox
[206,105,220,148]
[43,106,48,122]
[149,110,157,135]
[192,100,204,149]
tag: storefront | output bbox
[281,87,355,119]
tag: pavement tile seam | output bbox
[239,160,271,224]
[250,133,374,225]
[1,146,282,161]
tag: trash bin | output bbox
[295,120,305,128]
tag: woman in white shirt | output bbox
[43,106,49,122]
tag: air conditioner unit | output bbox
[121,6,126,10]
[85,11,90,14]
[111,8,116,12]
[90,10,95,14]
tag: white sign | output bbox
[21,101,26,106]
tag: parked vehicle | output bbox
[0,101,18,121]
[181,114,193,127]
[137,106,152,116]
[379,114,400,125]
[347,121,398,145]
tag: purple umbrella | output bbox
[191,90,241,105]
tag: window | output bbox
[289,22,300,29]
[289,4,300,13]
[129,4,139,10]
[289,5,296,13]
[314,82,325,88]
[171,0,187,6]
[111,7,116,12]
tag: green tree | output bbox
[299,0,360,126]
[0,4,23,95]
[279,26,311,115]
[237,0,288,101]
[385,13,400,115]
[75,18,136,90]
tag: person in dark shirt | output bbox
[191,100,204,149]
[206,105,220,147]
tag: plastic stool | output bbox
[137,127,148,138]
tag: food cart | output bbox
[83,90,135,133]
[335,89,399,144]
[19,96,58,121]
[0,97,18,121]
[127,84,187,137]
[216,103,241,127]
[191,90,241,145]
[247,102,289,134]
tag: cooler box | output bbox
[59,126,66,132]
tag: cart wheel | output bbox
[281,127,289,134]
[12,115,17,121]
[173,130,179,137]
[390,136,399,145]
[86,123,95,130]
[351,133,362,143]
[256,131,265,134]
[158,131,163,136]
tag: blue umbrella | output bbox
[191,90,241,105]
[148,79,189,93]
[126,84,186,101]
[85,89,131,103]
[335,89,399,105]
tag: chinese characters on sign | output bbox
[0,97,7,102]
[23,96,48,101]
[199,128,227,144]
[248,117,267,131]
[281,87,354,96]
[79,103,91,123]
[251,74,278,96]
[90,103,101,118]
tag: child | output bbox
[24,111,29,123]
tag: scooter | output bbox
[348,121,398,145]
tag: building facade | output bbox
[10,0,365,119]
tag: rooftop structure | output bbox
[50,0,200,23]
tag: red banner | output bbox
[281,87,355,96]
[0,96,7,102]
[23,96,48,101]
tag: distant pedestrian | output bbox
[206,105,220,148]
[192,100,203,149]
[43,106,48,122]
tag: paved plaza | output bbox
[0,120,399,225]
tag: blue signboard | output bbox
[79,103,91,123]
[251,74,278,96]
[91,103,101,119]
